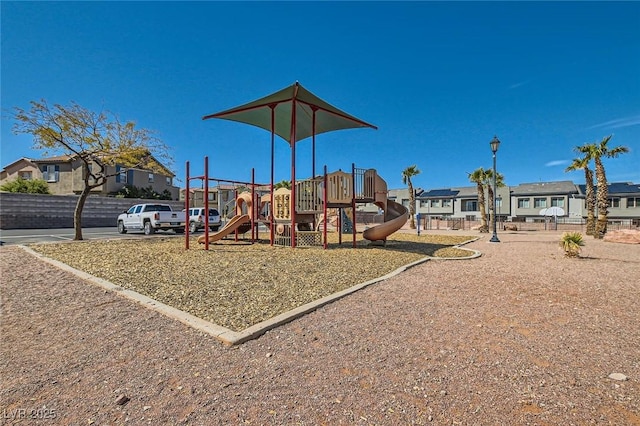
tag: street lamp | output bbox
[490,136,501,243]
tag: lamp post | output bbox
[490,136,501,243]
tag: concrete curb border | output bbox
[19,238,482,346]
[440,237,482,260]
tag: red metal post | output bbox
[185,161,190,250]
[270,105,275,247]
[338,208,342,245]
[323,165,328,249]
[234,187,239,242]
[290,98,297,248]
[251,168,255,242]
[312,107,317,179]
[204,156,209,251]
[311,108,317,232]
[351,163,357,248]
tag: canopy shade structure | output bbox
[202,82,377,145]
[202,82,376,248]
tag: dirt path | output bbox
[1,231,639,425]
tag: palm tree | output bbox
[468,168,489,233]
[274,179,291,190]
[590,135,629,238]
[401,165,421,229]
[565,152,596,236]
[484,169,505,234]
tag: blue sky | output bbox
[2,1,639,191]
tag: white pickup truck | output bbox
[117,203,185,235]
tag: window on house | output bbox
[463,200,478,211]
[534,198,547,208]
[116,165,127,184]
[41,165,59,182]
[148,173,154,183]
[551,197,564,207]
[431,199,440,208]
[627,197,640,208]
[19,171,33,180]
[518,198,530,208]
[609,198,620,208]
[442,199,452,207]
[208,192,215,201]
[166,176,172,186]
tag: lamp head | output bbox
[490,136,501,153]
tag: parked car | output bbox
[117,203,185,235]
[185,207,221,233]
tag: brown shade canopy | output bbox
[203,82,377,145]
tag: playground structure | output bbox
[184,159,408,249]
[188,82,408,249]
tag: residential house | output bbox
[416,188,457,217]
[180,184,236,216]
[391,181,577,222]
[577,182,640,226]
[0,155,179,199]
[389,185,512,220]
[388,180,640,224]
[179,184,272,219]
[509,181,580,221]
[0,158,40,182]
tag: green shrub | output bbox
[559,232,585,257]
[114,184,172,200]
[0,177,50,194]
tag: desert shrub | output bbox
[559,232,585,257]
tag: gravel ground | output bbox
[22,233,473,332]
[1,230,639,425]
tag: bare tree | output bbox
[12,100,173,240]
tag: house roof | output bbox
[418,188,460,198]
[126,164,174,178]
[510,181,578,196]
[451,186,478,198]
[32,155,77,164]
[135,153,174,177]
[0,157,38,173]
[577,182,640,196]
[3,152,174,177]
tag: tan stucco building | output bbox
[1,155,180,200]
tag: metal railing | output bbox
[353,168,376,201]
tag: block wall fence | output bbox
[0,192,184,229]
